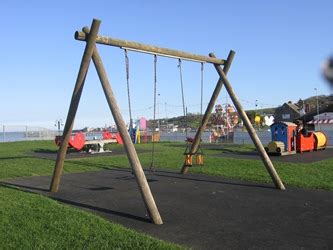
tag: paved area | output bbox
[3,169,333,249]
[207,146,333,163]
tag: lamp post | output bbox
[255,99,258,116]
[165,102,168,132]
[314,88,319,130]
[157,93,160,131]
[54,119,64,135]
[255,99,258,129]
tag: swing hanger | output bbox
[121,47,206,64]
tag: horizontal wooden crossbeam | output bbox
[75,28,225,65]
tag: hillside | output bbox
[148,95,333,129]
[297,95,333,111]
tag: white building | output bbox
[308,112,333,131]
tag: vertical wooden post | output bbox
[88,40,163,225]
[210,53,286,190]
[180,50,235,174]
[49,19,101,193]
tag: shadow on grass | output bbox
[0,182,49,192]
[51,197,152,223]
[30,148,154,161]
[167,143,259,155]
[33,148,58,154]
[212,148,259,156]
[0,156,37,160]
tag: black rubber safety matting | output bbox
[3,169,333,249]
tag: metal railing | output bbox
[0,125,58,143]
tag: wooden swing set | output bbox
[50,19,285,225]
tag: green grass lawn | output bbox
[0,141,183,249]
[1,140,333,249]
[1,140,333,189]
[0,186,181,249]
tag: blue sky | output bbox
[1,0,332,129]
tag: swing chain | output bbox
[124,49,133,127]
[178,59,186,117]
[200,62,204,116]
[150,54,158,171]
[153,55,157,121]
[178,59,188,136]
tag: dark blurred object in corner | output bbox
[322,56,333,87]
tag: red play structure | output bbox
[55,131,123,153]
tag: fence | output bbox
[1,125,331,146]
[159,129,272,145]
[0,125,58,143]
[160,128,332,146]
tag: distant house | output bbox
[298,102,333,124]
[274,101,302,122]
[307,112,333,131]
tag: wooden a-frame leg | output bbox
[209,53,285,190]
[50,19,101,193]
[90,43,163,225]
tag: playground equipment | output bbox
[128,117,149,144]
[266,122,297,155]
[177,58,207,169]
[265,121,327,155]
[183,137,204,167]
[50,19,286,225]
[210,103,239,142]
[313,131,327,150]
[55,131,122,153]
